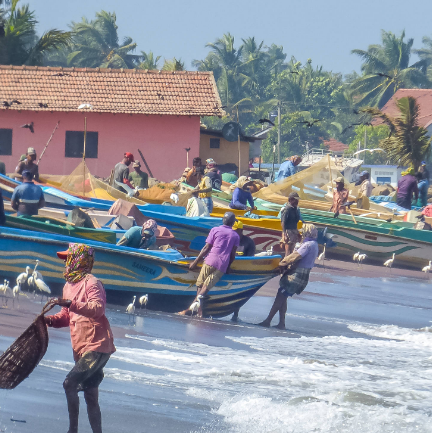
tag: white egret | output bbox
[189,298,201,316]
[384,253,395,270]
[34,276,51,302]
[16,266,31,290]
[12,284,20,308]
[318,245,326,266]
[422,261,432,273]
[358,254,367,264]
[32,260,43,280]
[3,280,12,307]
[126,296,136,324]
[139,294,148,310]
[353,252,360,262]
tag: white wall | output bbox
[369,166,402,187]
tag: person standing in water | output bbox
[45,243,116,433]
[258,224,319,329]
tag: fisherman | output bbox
[281,192,302,256]
[416,172,429,207]
[231,220,256,321]
[117,219,158,250]
[45,243,116,433]
[0,188,5,225]
[258,223,319,329]
[330,177,349,215]
[205,158,222,190]
[397,168,418,210]
[186,189,210,217]
[195,166,214,213]
[0,158,5,176]
[185,157,203,188]
[10,170,45,216]
[229,177,255,210]
[356,171,373,210]
[420,161,430,182]
[178,211,239,317]
[275,155,302,182]
[14,147,39,181]
[128,161,149,190]
[113,152,135,191]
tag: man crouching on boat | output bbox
[258,224,319,329]
[45,243,116,433]
[178,211,239,317]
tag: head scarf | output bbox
[64,243,95,283]
[402,167,415,176]
[231,176,253,191]
[143,219,157,235]
[302,223,318,240]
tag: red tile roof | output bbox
[0,65,224,117]
[380,89,432,128]
[323,138,349,152]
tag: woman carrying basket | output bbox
[45,243,115,433]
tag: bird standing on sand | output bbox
[422,261,432,274]
[32,260,43,280]
[189,297,201,316]
[139,294,148,310]
[353,252,360,262]
[34,276,51,302]
[3,280,12,307]
[318,245,326,266]
[12,284,20,308]
[16,266,30,290]
[384,253,395,270]
[126,296,136,324]
[357,254,367,265]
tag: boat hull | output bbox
[0,227,280,317]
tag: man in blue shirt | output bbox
[275,155,302,182]
[11,170,45,216]
[117,219,157,250]
[229,178,255,210]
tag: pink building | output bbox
[0,66,223,181]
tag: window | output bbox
[210,138,220,149]
[65,131,98,158]
[0,128,12,155]
[377,176,391,184]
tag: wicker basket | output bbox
[0,301,55,389]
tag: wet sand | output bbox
[0,258,431,432]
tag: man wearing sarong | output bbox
[258,224,319,329]
[179,212,239,317]
[45,243,116,433]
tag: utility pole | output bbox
[277,101,281,164]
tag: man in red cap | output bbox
[113,152,135,191]
[45,243,115,433]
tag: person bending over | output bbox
[258,223,319,329]
[117,219,157,250]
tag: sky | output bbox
[25,0,431,75]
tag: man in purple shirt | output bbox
[179,212,239,317]
[258,223,319,329]
[397,168,419,210]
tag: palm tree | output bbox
[415,35,432,80]
[363,96,431,170]
[162,57,184,71]
[138,51,161,70]
[350,30,429,108]
[0,0,71,66]
[67,11,141,68]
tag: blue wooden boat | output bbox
[0,226,280,317]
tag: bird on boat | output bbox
[422,261,432,274]
[318,245,326,266]
[126,296,136,324]
[139,294,148,310]
[34,276,51,302]
[189,297,201,316]
[16,266,31,290]
[383,253,395,270]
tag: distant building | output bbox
[199,127,262,176]
[323,138,349,154]
[362,165,403,188]
[380,89,432,136]
[0,66,223,181]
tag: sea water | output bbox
[2,273,432,432]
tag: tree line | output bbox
[1,1,431,166]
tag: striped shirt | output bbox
[11,181,45,216]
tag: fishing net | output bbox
[0,301,55,389]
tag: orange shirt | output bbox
[48,274,116,361]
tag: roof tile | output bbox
[0,65,224,116]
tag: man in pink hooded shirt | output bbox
[45,243,115,433]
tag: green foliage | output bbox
[363,97,431,170]
[0,0,71,66]
[138,51,161,70]
[162,57,184,71]
[350,30,430,108]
